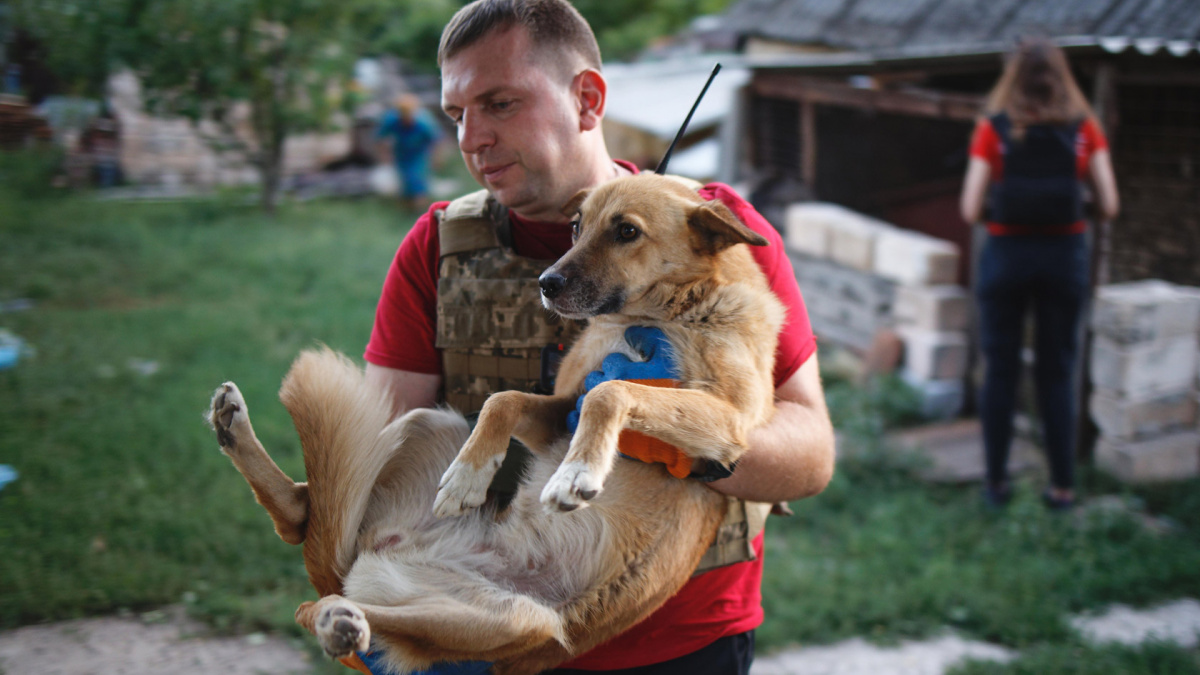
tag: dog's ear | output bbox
[561,189,591,218]
[688,200,770,254]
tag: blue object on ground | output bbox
[0,331,21,370]
[0,465,17,492]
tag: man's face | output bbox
[441,26,587,222]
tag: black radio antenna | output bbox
[654,62,722,175]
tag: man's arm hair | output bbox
[365,363,442,419]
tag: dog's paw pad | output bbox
[541,461,603,512]
[209,382,251,449]
[433,457,499,518]
[316,600,369,658]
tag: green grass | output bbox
[1,181,1199,673]
[758,374,1200,663]
[949,641,1200,675]
[0,185,413,652]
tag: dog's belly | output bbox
[344,447,713,612]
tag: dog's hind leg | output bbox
[209,383,309,545]
[433,391,575,517]
[296,591,563,669]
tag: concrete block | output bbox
[872,228,959,286]
[810,318,878,354]
[894,284,972,332]
[783,202,853,258]
[790,251,896,352]
[1090,335,1198,400]
[825,212,891,272]
[898,328,970,381]
[1090,389,1198,440]
[906,375,966,421]
[1095,430,1200,483]
[1092,280,1200,344]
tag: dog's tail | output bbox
[278,347,395,597]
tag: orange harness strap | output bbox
[617,379,693,479]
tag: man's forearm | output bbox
[707,398,835,503]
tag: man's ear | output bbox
[688,200,770,254]
[562,189,591,218]
[575,69,606,132]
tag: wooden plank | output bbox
[801,99,817,190]
[753,72,985,121]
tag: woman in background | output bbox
[960,39,1120,510]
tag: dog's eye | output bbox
[570,219,580,238]
[618,224,639,241]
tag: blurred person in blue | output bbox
[377,93,443,210]
[960,38,1120,511]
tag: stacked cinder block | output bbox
[784,202,968,419]
[1089,280,1200,483]
[785,203,896,353]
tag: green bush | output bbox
[0,146,66,200]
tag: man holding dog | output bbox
[363,1,835,672]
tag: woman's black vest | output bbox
[987,112,1084,227]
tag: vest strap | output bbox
[438,189,503,257]
[693,499,771,575]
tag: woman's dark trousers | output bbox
[976,232,1090,491]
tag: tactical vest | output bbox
[988,112,1084,228]
[434,188,768,574]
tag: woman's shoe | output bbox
[1041,489,1075,512]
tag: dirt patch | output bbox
[0,606,312,675]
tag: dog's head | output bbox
[538,174,769,319]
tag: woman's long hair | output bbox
[984,38,1096,139]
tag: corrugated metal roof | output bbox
[726,0,1200,52]
[744,36,1200,74]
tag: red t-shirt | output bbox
[364,167,816,669]
[969,116,1109,235]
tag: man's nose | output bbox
[458,109,494,155]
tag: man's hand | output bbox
[566,327,694,479]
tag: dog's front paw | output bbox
[208,382,251,452]
[541,461,603,512]
[312,596,370,659]
[433,455,501,517]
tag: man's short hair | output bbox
[437,0,602,74]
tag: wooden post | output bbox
[1077,60,1120,465]
[800,99,817,194]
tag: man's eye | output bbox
[491,100,513,113]
[619,224,639,241]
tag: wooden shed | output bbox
[721,0,1200,288]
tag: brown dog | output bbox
[208,174,785,674]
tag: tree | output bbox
[13,0,364,213]
[10,0,735,211]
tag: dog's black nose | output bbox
[539,272,566,299]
